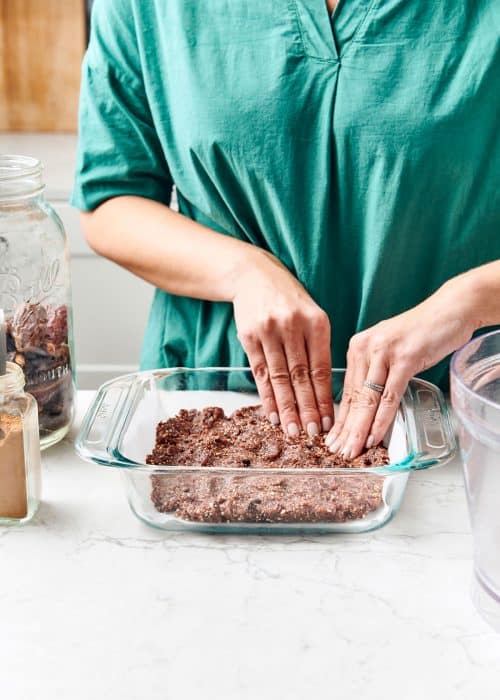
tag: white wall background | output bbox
[0,133,156,389]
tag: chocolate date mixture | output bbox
[147,406,390,524]
[6,302,73,432]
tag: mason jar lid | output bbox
[0,362,26,397]
[0,155,45,201]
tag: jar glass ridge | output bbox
[0,155,44,201]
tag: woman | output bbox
[72,0,500,459]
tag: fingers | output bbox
[305,314,334,433]
[368,365,410,447]
[326,341,368,452]
[326,362,354,447]
[336,357,388,459]
[324,307,443,458]
[282,336,321,437]
[243,336,280,425]
[328,358,411,459]
[238,305,333,436]
[262,338,303,436]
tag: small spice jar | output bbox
[0,311,41,523]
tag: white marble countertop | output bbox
[1,391,499,699]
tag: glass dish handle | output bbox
[406,377,457,470]
[75,380,131,465]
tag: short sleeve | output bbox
[71,0,173,211]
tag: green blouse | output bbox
[72,0,500,388]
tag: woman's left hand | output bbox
[325,277,480,459]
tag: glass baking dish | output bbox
[75,368,456,534]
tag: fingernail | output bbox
[307,421,319,437]
[321,416,333,432]
[366,435,374,449]
[269,412,280,426]
[325,428,339,446]
[287,422,299,437]
[341,446,352,460]
[329,440,341,454]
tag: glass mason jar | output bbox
[0,361,42,524]
[0,155,75,449]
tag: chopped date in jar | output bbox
[6,302,73,433]
[147,405,390,524]
[28,371,73,432]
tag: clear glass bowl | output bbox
[76,368,456,534]
[451,329,500,631]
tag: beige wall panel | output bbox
[0,0,85,132]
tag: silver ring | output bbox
[364,380,385,394]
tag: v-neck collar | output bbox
[330,0,345,21]
[332,0,377,56]
[292,0,377,62]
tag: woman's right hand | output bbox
[232,249,333,437]
[82,197,333,435]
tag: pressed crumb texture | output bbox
[147,405,390,524]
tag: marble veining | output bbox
[0,392,499,700]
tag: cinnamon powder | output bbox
[0,413,28,519]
